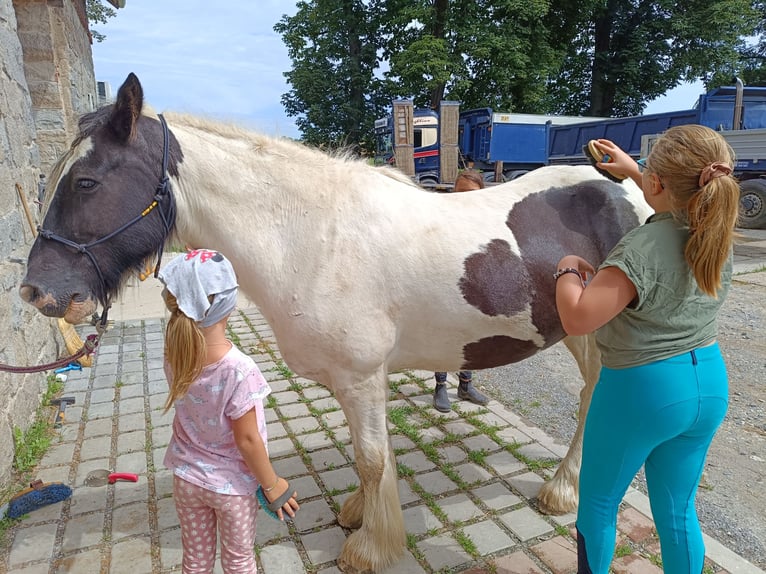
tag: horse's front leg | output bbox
[537,333,601,515]
[333,366,405,574]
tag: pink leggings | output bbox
[173,475,258,574]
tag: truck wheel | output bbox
[738,179,766,229]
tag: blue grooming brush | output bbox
[6,480,72,519]
[256,481,295,522]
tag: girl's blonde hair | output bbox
[645,125,739,296]
[162,290,207,413]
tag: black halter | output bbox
[36,114,176,328]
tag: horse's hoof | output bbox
[337,529,402,574]
[537,481,577,515]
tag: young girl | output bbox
[555,125,738,574]
[159,249,299,574]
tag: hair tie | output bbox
[698,162,732,187]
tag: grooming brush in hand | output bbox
[4,480,72,519]
[583,140,627,183]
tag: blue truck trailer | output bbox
[374,83,766,228]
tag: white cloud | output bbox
[92,0,300,138]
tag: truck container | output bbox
[375,83,766,227]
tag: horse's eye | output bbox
[76,178,98,191]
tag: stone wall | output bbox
[0,0,97,484]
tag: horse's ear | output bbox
[108,73,143,144]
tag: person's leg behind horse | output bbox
[433,372,451,412]
[173,475,219,574]
[644,344,728,574]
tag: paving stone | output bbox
[110,536,154,573]
[454,462,493,485]
[287,415,320,434]
[436,444,468,465]
[499,507,554,541]
[506,471,545,500]
[485,451,526,476]
[496,426,533,445]
[289,474,323,499]
[39,441,76,466]
[112,501,151,539]
[291,498,337,532]
[379,551,428,574]
[398,478,420,505]
[272,454,309,478]
[320,410,347,429]
[54,548,102,573]
[398,451,437,473]
[117,429,145,454]
[531,535,578,574]
[443,420,477,437]
[273,390,301,404]
[280,402,312,419]
[492,550,547,574]
[159,527,183,570]
[471,482,522,511]
[80,435,112,460]
[319,466,359,492]
[90,387,115,404]
[414,469,458,495]
[61,511,105,552]
[402,504,444,535]
[296,431,334,451]
[266,420,288,439]
[308,447,348,471]
[516,442,559,461]
[463,434,502,454]
[6,562,50,573]
[391,434,416,451]
[437,493,485,523]
[119,412,147,433]
[9,523,58,567]
[462,519,516,555]
[116,450,147,475]
[69,485,108,515]
[417,533,472,571]
[260,541,306,574]
[612,553,664,574]
[301,527,347,565]
[618,506,657,543]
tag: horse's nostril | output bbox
[19,284,39,304]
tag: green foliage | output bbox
[277,0,765,148]
[86,0,117,43]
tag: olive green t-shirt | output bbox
[595,211,732,369]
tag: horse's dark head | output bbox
[20,73,181,324]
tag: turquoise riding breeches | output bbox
[576,343,728,574]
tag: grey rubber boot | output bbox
[457,377,489,405]
[433,382,451,412]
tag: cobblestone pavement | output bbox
[3,306,765,574]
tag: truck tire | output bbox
[738,179,766,229]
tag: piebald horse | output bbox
[21,73,651,573]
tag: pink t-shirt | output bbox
[163,344,271,496]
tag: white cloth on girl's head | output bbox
[158,249,239,327]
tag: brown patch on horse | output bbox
[458,180,641,368]
[459,239,532,317]
[463,335,541,370]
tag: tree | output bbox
[274,1,385,152]
[277,0,763,148]
[545,0,760,116]
[378,0,558,113]
[86,0,117,42]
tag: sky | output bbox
[91,1,707,141]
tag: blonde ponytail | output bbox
[162,291,206,413]
[646,125,739,296]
